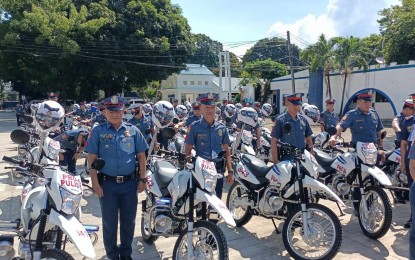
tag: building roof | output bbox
[180,64,214,76]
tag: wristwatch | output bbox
[139,177,147,183]
[228,169,234,174]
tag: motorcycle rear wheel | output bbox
[282,203,342,260]
[41,248,75,260]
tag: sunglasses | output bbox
[327,102,334,104]
[192,107,200,110]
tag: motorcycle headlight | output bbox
[59,187,82,215]
[362,150,377,165]
[168,142,177,152]
[203,170,218,193]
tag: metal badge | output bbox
[218,129,223,136]
[105,144,109,149]
[124,130,131,137]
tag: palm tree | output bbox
[301,34,336,99]
[332,36,371,115]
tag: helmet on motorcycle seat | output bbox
[302,104,320,124]
[175,105,188,120]
[35,101,65,132]
[224,104,236,118]
[142,103,153,116]
[235,103,243,113]
[261,103,273,117]
[152,101,175,129]
[237,107,258,127]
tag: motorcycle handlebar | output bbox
[2,156,24,166]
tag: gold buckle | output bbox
[116,176,124,183]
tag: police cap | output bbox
[103,96,128,111]
[286,93,303,105]
[357,92,373,101]
[197,93,219,105]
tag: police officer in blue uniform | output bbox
[93,103,107,125]
[185,93,234,199]
[253,102,264,120]
[407,140,415,258]
[401,97,415,226]
[75,101,92,118]
[271,93,313,163]
[55,128,88,174]
[86,96,148,260]
[15,103,25,126]
[393,98,415,205]
[330,92,384,147]
[128,104,155,146]
[319,98,339,132]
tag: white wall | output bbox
[271,62,415,119]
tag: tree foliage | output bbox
[0,0,194,100]
[187,33,222,67]
[379,0,415,64]
[242,37,301,66]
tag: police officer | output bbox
[220,99,228,115]
[128,104,155,146]
[319,98,339,132]
[401,96,415,226]
[394,98,415,205]
[271,93,313,163]
[48,92,59,102]
[253,101,264,120]
[407,141,415,259]
[176,101,202,128]
[86,96,148,260]
[329,92,384,147]
[93,104,107,125]
[15,103,25,126]
[55,128,88,174]
[185,93,234,199]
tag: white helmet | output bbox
[261,103,272,117]
[35,101,65,132]
[302,104,320,124]
[224,104,236,118]
[184,101,192,113]
[175,104,188,120]
[142,103,153,116]
[152,101,175,128]
[73,104,80,110]
[237,107,258,127]
[215,107,221,118]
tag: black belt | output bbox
[99,171,136,183]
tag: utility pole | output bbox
[287,31,295,93]
[219,51,232,100]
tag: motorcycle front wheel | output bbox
[141,195,159,244]
[172,220,228,260]
[40,248,75,260]
[357,185,392,239]
[282,203,342,260]
[226,182,253,227]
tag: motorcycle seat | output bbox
[313,149,336,167]
[241,154,271,177]
[154,160,178,188]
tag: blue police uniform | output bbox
[15,105,25,126]
[320,110,339,130]
[186,118,230,198]
[395,112,407,143]
[55,128,88,173]
[338,108,383,144]
[272,112,313,159]
[403,116,415,187]
[93,113,106,124]
[86,114,148,258]
[128,115,153,143]
[75,108,92,118]
[185,114,202,127]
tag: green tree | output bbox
[361,34,384,65]
[242,59,288,104]
[242,37,301,66]
[332,36,371,115]
[187,33,222,67]
[301,34,336,99]
[378,0,415,64]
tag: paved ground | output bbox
[0,112,410,259]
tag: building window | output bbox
[190,81,195,85]
[183,81,187,85]
[198,81,202,85]
[205,81,209,85]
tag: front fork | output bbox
[296,161,311,239]
[187,178,195,260]
[356,170,369,218]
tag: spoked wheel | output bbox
[141,195,158,244]
[357,185,392,239]
[172,220,228,260]
[282,203,342,260]
[40,248,75,260]
[226,182,252,227]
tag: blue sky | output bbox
[171,0,400,56]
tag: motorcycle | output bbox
[256,128,272,164]
[312,133,393,239]
[1,129,100,260]
[227,122,344,260]
[142,127,236,260]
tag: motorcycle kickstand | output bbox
[336,202,345,217]
[271,219,280,234]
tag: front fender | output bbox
[195,189,236,227]
[283,175,346,208]
[242,144,255,155]
[48,209,96,259]
[361,164,392,186]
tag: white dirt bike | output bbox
[0,129,99,260]
[313,137,393,239]
[227,123,344,260]
[141,127,236,260]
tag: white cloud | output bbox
[223,43,255,58]
[266,0,401,46]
